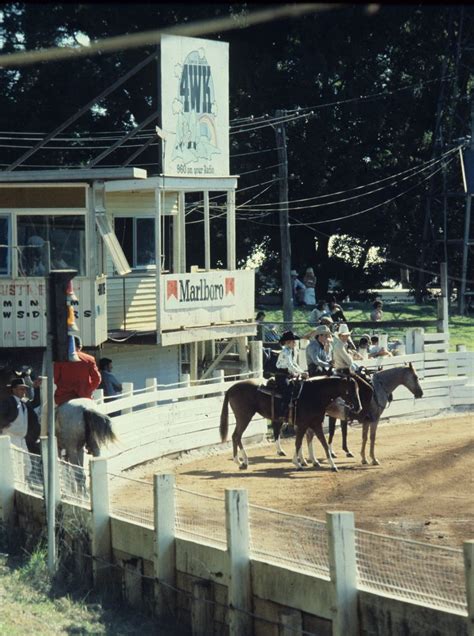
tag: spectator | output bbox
[255,311,266,341]
[54,338,102,406]
[255,311,279,342]
[357,334,371,360]
[369,335,392,358]
[291,270,306,306]
[99,358,123,398]
[370,300,384,322]
[308,300,330,326]
[0,377,41,457]
[328,296,347,324]
[303,267,317,306]
[306,325,333,376]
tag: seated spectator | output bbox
[357,334,371,360]
[255,311,266,341]
[370,300,384,322]
[308,300,330,326]
[369,335,392,358]
[255,311,280,342]
[328,296,347,324]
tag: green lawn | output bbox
[260,302,474,351]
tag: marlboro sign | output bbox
[163,272,236,309]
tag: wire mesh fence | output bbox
[58,458,90,508]
[108,472,154,527]
[355,528,467,614]
[10,446,44,496]
[175,487,226,547]
[249,504,330,578]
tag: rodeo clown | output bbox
[275,330,308,420]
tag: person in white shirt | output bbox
[332,324,363,372]
[275,330,307,420]
[0,377,32,476]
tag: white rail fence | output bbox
[3,444,470,622]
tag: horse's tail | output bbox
[220,390,230,442]
[83,407,117,448]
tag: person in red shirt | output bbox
[54,339,102,406]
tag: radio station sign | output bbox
[163,272,236,310]
[0,277,107,348]
[161,34,229,177]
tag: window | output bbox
[114,217,156,269]
[0,216,10,276]
[17,215,86,276]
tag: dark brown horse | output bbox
[304,363,424,466]
[220,375,362,471]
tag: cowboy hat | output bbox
[7,377,29,388]
[319,315,333,323]
[337,323,352,335]
[313,325,331,336]
[279,330,300,344]
[290,270,298,276]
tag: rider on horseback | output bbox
[306,324,333,377]
[332,324,375,421]
[275,331,308,420]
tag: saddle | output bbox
[258,377,304,423]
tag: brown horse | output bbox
[220,375,362,471]
[303,363,424,466]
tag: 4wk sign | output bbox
[164,272,236,309]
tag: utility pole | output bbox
[274,109,293,325]
[459,101,474,314]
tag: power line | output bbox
[0,4,348,68]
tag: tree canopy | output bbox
[0,3,472,300]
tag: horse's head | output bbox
[405,362,423,399]
[344,374,362,413]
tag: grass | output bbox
[0,543,184,635]
[259,302,474,351]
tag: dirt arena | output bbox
[120,412,473,548]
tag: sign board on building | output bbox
[0,276,108,348]
[161,34,229,178]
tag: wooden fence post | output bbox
[226,489,252,635]
[146,377,158,408]
[249,340,263,378]
[191,580,214,636]
[237,336,249,375]
[212,369,225,397]
[40,435,60,505]
[0,436,14,527]
[122,382,134,414]
[153,473,176,618]
[90,457,112,589]
[327,511,359,636]
[464,540,474,636]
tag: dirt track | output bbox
[121,412,474,547]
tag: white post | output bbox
[413,327,425,353]
[226,489,252,635]
[212,369,225,397]
[326,511,359,636]
[237,336,249,376]
[40,436,60,505]
[146,377,158,408]
[39,374,49,436]
[93,388,104,404]
[153,473,176,618]
[0,436,14,526]
[405,328,415,355]
[249,340,263,379]
[90,457,112,587]
[179,191,186,273]
[122,382,133,414]
[464,540,474,636]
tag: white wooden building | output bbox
[0,169,255,386]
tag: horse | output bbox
[302,363,424,467]
[219,375,362,472]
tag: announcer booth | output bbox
[0,34,255,387]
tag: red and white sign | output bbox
[163,272,236,310]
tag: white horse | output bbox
[55,398,117,467]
